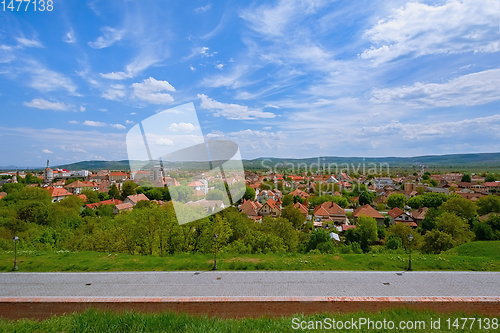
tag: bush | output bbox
[386,235,402,250]
[421,230,454,254]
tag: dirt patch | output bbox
[333,256,342,260]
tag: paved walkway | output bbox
[2,271,499,297]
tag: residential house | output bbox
[258,198,281,217]
[46,186,73,202]
[337,172,351,182]
[483,182,500,193]
[374,177,393,189]
[186,199,226,213]
[293,202,309,218]
[124,194,149,206]
[352,204,385,225]
[411,207,428,225]
[86,198,123,210]
[441,173,463,182]
[313,202,348,225]
[109,172,128,182]
[289,188,310,199]
[113,202,133,214]
[388,207,417,227]
[187,181,208,194]
[64,180,99,195]
[239,199,263,220]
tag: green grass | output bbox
[1,246,500,272]
[444,241,500,259]
[0,309,498,332]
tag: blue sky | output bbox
[0,0,499,166]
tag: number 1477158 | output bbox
[2,0,53,11]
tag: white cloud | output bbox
[168,122,198,132]
[263,126,272,130]
[23,99,69,111]
[101,85,126,100]
[42,149,53,154]
[132,77,175,104]
[100,71,133,80]
[110,124,126,129]
[83,120,106,127]
[62,30,76,43]
[215,63,224,70]
[79,106,86,112]
[190,66,196,71]
[194,3,212,13]
[155,138,174,146]
[88,27,124,49]
[69,121,79,124]
[362,115,500,141]
[61,146,87,153]
[28,62,78,93]
[197,94,276,120]
[361,0,500,65]
[125,120,134,124]
[371,69,500,108]
[16,37,43,48]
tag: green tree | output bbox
[435,212,474,246]
[461,174,472,182]
[440,196,477,223]
[281,205,306,229]
[120,181,138,200]
[386,193,406,210]
[485,174,496,182]
[473,221,494,241]
[206,189,225,200]
[476,195,500,216]
[421,229,454,254]
[358,191,374,206]
[386,234,402,250]
[169,186,193,203]
[242,186,256,201]
[108,184,120,199]
[81,188,99,204]
[356,215,378,252]
[282,194,294,207]
[306,228,334,253]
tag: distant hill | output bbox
[1,153,498,172]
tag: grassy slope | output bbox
[1,243,500,272]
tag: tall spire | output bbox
[47,159,50,168]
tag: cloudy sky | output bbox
[0,0,499,166]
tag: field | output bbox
[1,241,499,272]
[0,308,498,332]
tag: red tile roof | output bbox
[115,202,133,211]
[353,204,384,219]
[86,198,123,209]
[126,194,149,204]
[314,202,346,216]
[388,207,404,219]
[46,187,72,197]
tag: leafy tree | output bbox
[281,206,306,229]
[461,174,471,182]
[282,194,294,207]
[435,212,474,246]
[97,192,110,201]
[242,186,256,201]
[81,188,99,204]
[262,216,299,252]
[440,196,477,224]
[407,193,449,209]
[206,189,225,201]
[386,223,419,249]
[476,196,500,216]
[356,215,378,252]
[120,181,138,200]
[386,193,406,210]
[306,228,334,253]
[377,225,386,239]
[344,228,360,244]
[137,179,154,187]
[386,234,402,250]
[421,230,454,254]
[420,207,443,233]
[169,186,193,203]
[473,221,494,241]
[95,204,114,217]
[358,191,374,206]
[80,207,96,218]
[108,184,120,199]
[485,174,496,182]
[485,214,500,240]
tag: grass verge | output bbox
[1,245,500,272]
[0,308,498,332]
